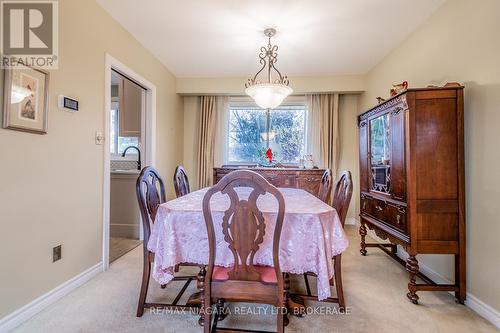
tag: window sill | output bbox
[223,163,302,168]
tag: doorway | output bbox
[108,70,144,263]
[102,54,157,270]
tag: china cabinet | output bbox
[358,86,466,304]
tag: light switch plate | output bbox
[95,131,104,145]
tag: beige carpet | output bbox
[13,226,498,333]
[109,237,142,263]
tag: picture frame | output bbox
[2,59,50,134]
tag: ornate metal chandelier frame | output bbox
[245,28,290,89]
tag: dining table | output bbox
[147,186,349,313]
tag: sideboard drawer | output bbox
[273,174,297,188]
[361,194,407,234]
[213,167,325,199]
[297,175,321,196]
[259,173,296,188]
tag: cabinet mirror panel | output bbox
[370,113,391,194]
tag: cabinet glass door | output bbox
[370,113,391,194]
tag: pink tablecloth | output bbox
[147,187,349,300]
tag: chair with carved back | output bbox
[172,165,197,273]
[201,170,287,333]
[330,170,353,308]
[135,166,197,317]
[302,170,353,309]
[173,165,190,198]
[318,169,333,203]
[332,171,353,228]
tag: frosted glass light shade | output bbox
[245,83,293,109]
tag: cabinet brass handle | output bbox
[375,205,384,211]
[396,214,402,224]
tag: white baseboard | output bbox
[465,293,500,329]
[0,262,103,332]
[399,250,500,328]
[356,220,500,328]
[395,248,451,285]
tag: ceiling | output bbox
[97,0,444,78]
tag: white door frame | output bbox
[102,54,157,271]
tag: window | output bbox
[110,102,140,155]
[228,104,307,164]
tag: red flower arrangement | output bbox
[265,148,273,164]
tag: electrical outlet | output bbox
[53,245,62,262]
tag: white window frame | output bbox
[110,101,119,156]
[109,99,141,161]
[226,96,308,166]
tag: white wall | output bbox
[0,0,183,319]
[360,0,500,313]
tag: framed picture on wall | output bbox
[2,60,50,134]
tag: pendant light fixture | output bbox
[245,28,292,109]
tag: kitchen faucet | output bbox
[122,146,141,170]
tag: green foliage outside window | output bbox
[228,106,306,164]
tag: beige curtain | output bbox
[307,94,340,179]
[197,96,229,188]
[213,97,229,168]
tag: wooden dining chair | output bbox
[172,165,197,273]
[173,165,190,198]
[201,170,287,333]
[302,170,353,309]
[135,166,197,317]
[332,171,353,227]
[318,169,333,203]
[329,170,353,308]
